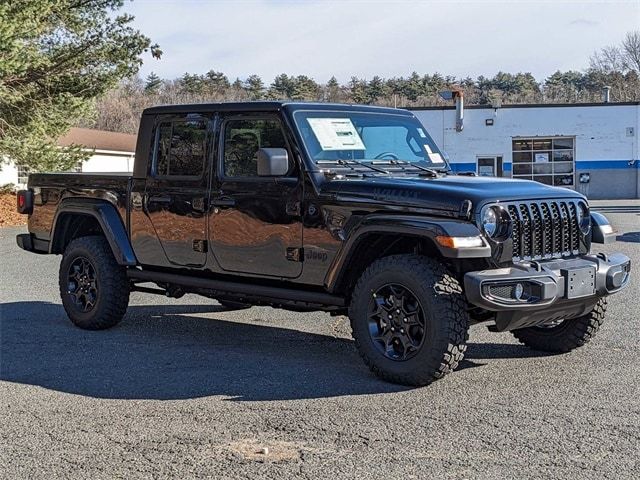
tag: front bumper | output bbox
[464,253,631,331]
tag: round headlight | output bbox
[577,202,590,234]
[482,207,498,237]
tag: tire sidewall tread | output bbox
[512,298,607,353]
[59,235,129,330]
[349,254,469,386]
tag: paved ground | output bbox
[1,204,639,479]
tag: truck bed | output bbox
[27,172,132,242]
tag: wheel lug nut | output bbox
[388,314,392,319]
[396,309,400,313]
[391,327,395,332]
[403,318,407,322]
[400,329,405,334]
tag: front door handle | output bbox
[210,198,236,207]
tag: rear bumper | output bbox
[16,233,49,254]
[464,253,631,331]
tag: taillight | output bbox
[17,190,33,215]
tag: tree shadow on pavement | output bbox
[0,301,543,401]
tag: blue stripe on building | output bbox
[448,162,476,172]
[575,160,639,169]
[446,160,639,172]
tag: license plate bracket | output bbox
[561,265,596,299]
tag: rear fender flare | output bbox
[51,199,137,266]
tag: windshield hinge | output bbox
[459,200,473,220]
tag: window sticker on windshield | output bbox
[417,128,427,138]
[307,118,366,151]
[424,144,433,154]
[428,152,444,164]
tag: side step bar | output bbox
[127,269,346,308]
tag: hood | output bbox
[320,174,585,213]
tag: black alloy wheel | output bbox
[368,284,426,361]
[59,236,129,330]
[66,257,98,313]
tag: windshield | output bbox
[292,110,448,169]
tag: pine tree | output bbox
[144,72,163,94]
[269,74,295,99]
[348,77,368,104]
[0,0,159,172]
[325,76,341,102]
[205,70,230,91]
[291,75,319,101]
[366,76,388,103]
[243,75,264,100]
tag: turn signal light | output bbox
[435,235,484,249]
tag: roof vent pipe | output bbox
[602,86,611,103]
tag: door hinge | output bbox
[193,239,208,253]
[286,201,301,216]
[286,247,303,262]
[192,197,205,212]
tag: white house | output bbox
[0,127,136,188]
[411,101,640,199]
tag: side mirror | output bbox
[257,148,289,176]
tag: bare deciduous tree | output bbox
[590,30,640,74]
[621,31,640,73]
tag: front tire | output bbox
[512,299,607,353]
[349,254,469,386]
[59,236,130,330]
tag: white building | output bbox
[0,127,136,188]
[411,102,640,199]
[2,106,638,200]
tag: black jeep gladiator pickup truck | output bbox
[16,102,631,386]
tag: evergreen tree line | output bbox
[85,31,640,134]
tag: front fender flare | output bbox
[51,198,137,266]
[325,214,490,292]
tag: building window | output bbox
[512,137,574,187]
[16,164,30,186]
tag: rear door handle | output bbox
[210,198,236,207]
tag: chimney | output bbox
[602,86,611,103]
[438,87,464,132]
[454,91,464,132]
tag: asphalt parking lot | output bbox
[1,202,639,479]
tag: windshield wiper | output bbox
[373,158,441,177]
[316,159,390,175]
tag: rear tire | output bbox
[59,236,129,330]
[512,299,607,353]
[349,254,469,386]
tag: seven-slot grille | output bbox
[505,200,583,261]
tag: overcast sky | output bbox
[125,0,640,83]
